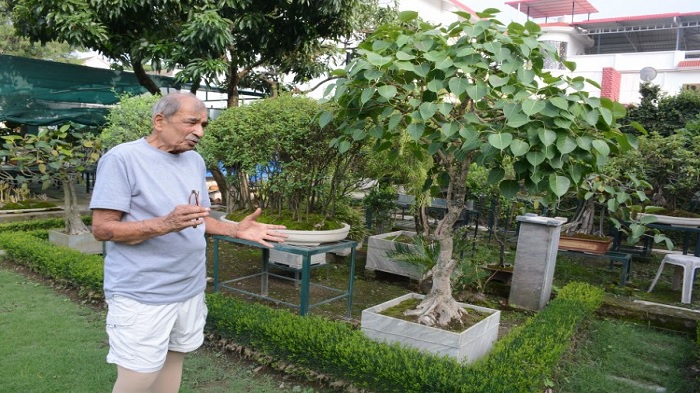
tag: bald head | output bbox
[152,92,206,123]
[147,92,209,153]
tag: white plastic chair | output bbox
[648,254,700,304]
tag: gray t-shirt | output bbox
[90,138,210,304]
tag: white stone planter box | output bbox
[361,293,500,363]
[269,249,327,269]
[48,229,103,254]
[366,230,423,279]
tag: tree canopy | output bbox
[0,0,77,62]
[8,0,360,105]
[322,9,639,326]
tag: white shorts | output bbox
[105,293,208,373]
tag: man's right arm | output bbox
[92,204,211,244]
[92,209,172,245]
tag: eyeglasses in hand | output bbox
[189,190,200,228]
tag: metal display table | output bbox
[211,236,358,318]
[646,223,700,257]
[614,223,700,257]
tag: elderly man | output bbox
[90,92,286,393]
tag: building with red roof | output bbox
[505,0,700,104]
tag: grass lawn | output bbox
[2,223,699,392]
[554,318,698,392]
[0,265,321,393]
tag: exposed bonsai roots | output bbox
[405,294,468,326]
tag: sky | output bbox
[456,0,700,22]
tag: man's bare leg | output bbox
[111,351,185,393]
[152,351,186,393]
[112,366,159,393]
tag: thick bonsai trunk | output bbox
[405,158,471,327]
[561,199,596,236]
[63,181,89,235]
[209,168,228,207]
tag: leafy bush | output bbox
[208,281,603,393]
[467,282,603,392]
[639,129,700,210]
[101,93,159,149]
[0,217,66,232]
[362,184,397,232]
[0,231,103,297]
[199,94,367,219]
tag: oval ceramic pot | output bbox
[638,213,700,228]
[220,216,350,246]
[277,223,351,246]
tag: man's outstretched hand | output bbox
[236,208,287,247]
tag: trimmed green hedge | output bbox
[0,225,603,392]
[207,282,603,392]
[0,231,103,296]
[0,216,91,233]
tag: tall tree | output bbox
[323,10,644,327]
[0,0,77,61]
[9,0,201,94]
[8,0,361,103]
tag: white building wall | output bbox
[541,25,700,105]
[402,0,464,24]
[539,26,592,57]
[564,51,700,104]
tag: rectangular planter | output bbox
[366,230,423,279]
[558,235,612,255]
[361,293,501,363]
[269,249,326,269]
[48,229,103,254]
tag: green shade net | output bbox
[0,54,181,127]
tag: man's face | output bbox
[153,97,209,153]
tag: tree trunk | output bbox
[405,158,471,327]
[132,61,161,95]
[63,181,89,235]
[209,167,228,207]
[237,170,252,210]
[226,49,240,108]
[414,205,431,237]
[561,199,597,236]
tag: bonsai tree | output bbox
[198,94,368,223]
[0,124,102,234]
[321,9,645,326]
[362,182,398,233]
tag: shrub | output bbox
[0,231,103,297]
[207,281,603,392]
[101,93,159,149]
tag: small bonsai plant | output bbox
[0,123,102,234]
[362,183,398,233]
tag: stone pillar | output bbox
[509,214,567,311]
